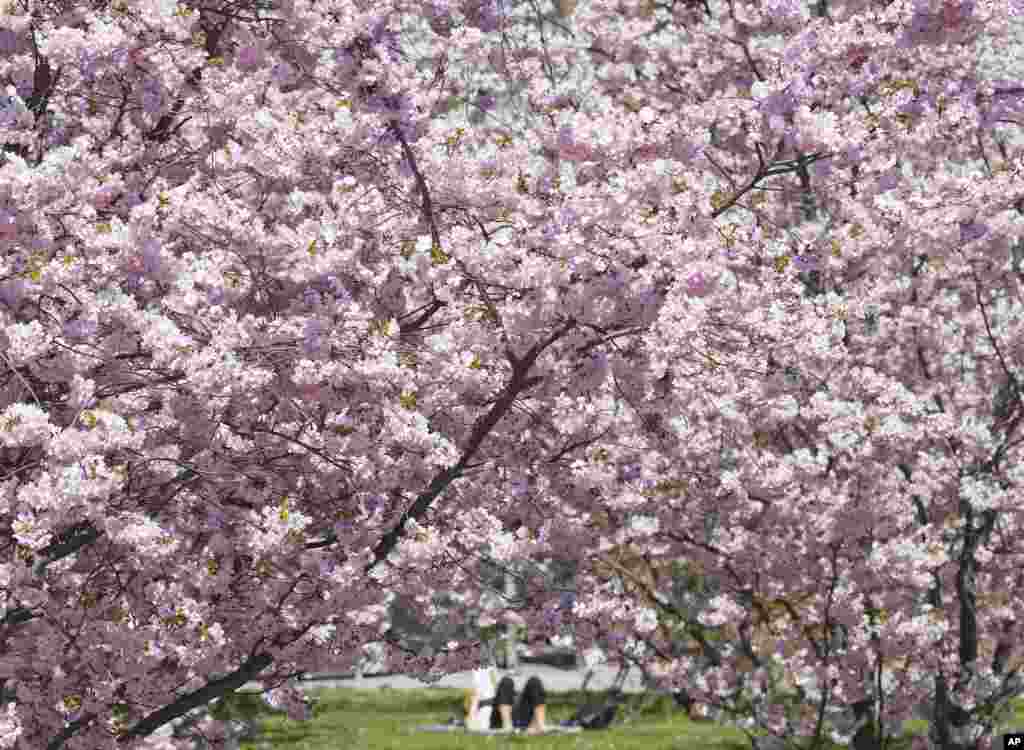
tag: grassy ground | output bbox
[227,687,1024,750]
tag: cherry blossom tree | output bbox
[0,1,1022,750]
[405,2,1024,747]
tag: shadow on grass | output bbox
[232,688,1024,750]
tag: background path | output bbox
[242,661,650,695]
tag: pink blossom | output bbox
[0,3,1017,750]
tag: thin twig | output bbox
[0,351,42,408]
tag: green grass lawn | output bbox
[225,687,1024,750]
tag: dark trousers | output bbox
[490,676,546,730]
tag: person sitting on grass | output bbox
[466,674,548,734]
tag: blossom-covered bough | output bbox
[0,1,1022,749]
